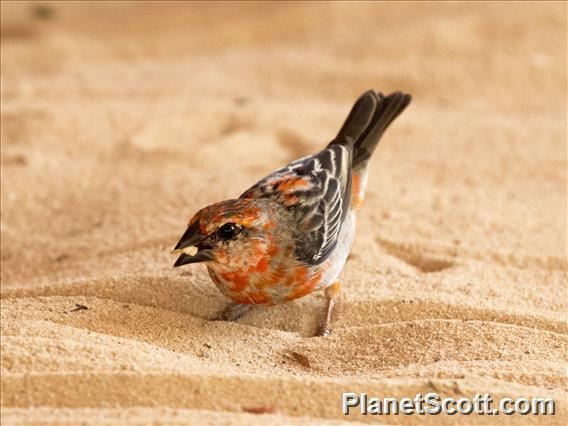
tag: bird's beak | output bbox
[172,222,214,267]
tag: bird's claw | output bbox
[315,322,332,337]
[212,303,252,322]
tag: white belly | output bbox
[317,211,356,290]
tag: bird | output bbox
[172,90,411,336]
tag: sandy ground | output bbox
[1,1,567,425]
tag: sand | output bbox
[1,1,567,425]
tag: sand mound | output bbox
[2,267,566,424]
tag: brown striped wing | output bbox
[241,141,352,265]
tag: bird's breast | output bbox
[207,256,330,305]
[206,212,356,305]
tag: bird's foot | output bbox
[314,281,340,337]
[212,303,252,322]
[315,322,332,337]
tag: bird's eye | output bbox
[217,223,242,240]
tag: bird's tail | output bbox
[335,90,412,172]
[331,90,411,209]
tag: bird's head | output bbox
[172,198,277,268]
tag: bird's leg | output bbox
[213,303,252,322]
[316,282,340,337]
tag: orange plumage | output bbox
[173,90,411,335]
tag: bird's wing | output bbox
[241,140,353,265]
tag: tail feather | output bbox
[332,90,412,171]
[335,90,378,144]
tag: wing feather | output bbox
[240,140,353,264]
